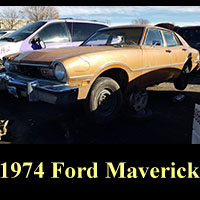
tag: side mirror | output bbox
[31,37,46,50]
[38,38,46,49]
[151,41,161,48]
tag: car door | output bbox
[36,22,73,49]
[141,28,172,86]
[162,30,189,71]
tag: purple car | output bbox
[0,18,109,68]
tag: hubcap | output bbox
[129,89,148,112]
[97,89,112,111]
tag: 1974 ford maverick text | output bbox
[0,25,199,124]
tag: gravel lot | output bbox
[1,72,200,144]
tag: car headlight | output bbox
[53,61,67,82]
[4,59,17,72]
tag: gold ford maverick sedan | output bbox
[0,25,199,123]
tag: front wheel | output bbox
[85,77,123,124]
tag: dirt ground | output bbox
[1,72,200,144]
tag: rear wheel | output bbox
[129,88,148,112]
[125,88,152,121]
[85,77,123,124]
[174,72,188,90]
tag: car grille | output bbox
[15,64,55,80]
[17,64,42,77]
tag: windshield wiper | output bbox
[0,37,15,42]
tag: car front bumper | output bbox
[0,60,5,71]
[0,72,78,105]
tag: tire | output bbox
[129,88,148,112]
[85,77,123,124]
[174,72,188,90]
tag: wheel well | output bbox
[98,68,129,92]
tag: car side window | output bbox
[144,29,164,46]
[37,23,71,43]
[68,22,107,42]
[163,31,181,47]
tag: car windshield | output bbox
[81,27,144,46]
[0,32,6,37]
[0,21,46,42]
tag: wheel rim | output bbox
[129,89,148,112]
[97,89,117,115]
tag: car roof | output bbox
[98,24,173,32]
[179,26,200,29]
[0,29,15,31]
[38,18,109,26]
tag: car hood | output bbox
[9,46,138,63]
[0,41,11,46]
[0,41,22,59]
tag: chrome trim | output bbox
[97,62,133,73]
[8,86,18,98]
[70,62,132,80]
[39,85,78,93]
[8,79,27,86]
[10,62,49,67]
[70,62,185,79]
[70,74,93,79]
[131,62,185,72]
[8,72,67,85]
[0,72,76,93]
[51,60,69,83]
[0,72,78,104]
[194,59,200,63]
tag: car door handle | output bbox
[182,48,187,51]
[166,49,172,53]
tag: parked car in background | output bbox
[155,23,175,31]
[0,29,15,39]
[174,26,200,51]
[0,19,109,69]
[0,25,199,124]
